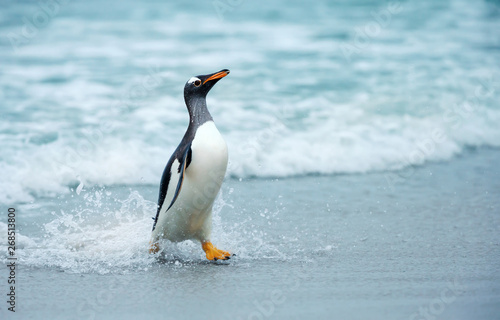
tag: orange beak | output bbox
[203,70,230,84]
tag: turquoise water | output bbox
[1,0,499,202]
[1,0,500,319]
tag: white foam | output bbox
[2,91,500,203]
[1,0,500,202]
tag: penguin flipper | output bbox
[149,143,191,252]
[166,143,191,211]
[152,142,192,232]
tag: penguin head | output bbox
[184,69,230,100]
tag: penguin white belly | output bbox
[156,121,228,242]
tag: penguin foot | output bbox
[149,241,160,254]
[202,241,232,261]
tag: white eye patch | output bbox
[188,77,201,84]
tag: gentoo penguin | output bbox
[149,69,232,261]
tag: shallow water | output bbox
[1,148,499,319]
[1,0,500,319]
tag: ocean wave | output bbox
[2,92,500,203]
[1,0,499,203]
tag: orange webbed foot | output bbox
[202,241,233,261]
[149,241,160,254]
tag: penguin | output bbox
[149,69,233,261]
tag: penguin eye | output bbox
[194,80,201,87]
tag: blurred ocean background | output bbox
[0,0,499,319]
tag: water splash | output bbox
[1,188,290,273]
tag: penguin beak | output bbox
[203,69,230,84]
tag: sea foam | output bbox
[1,0,499,203]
